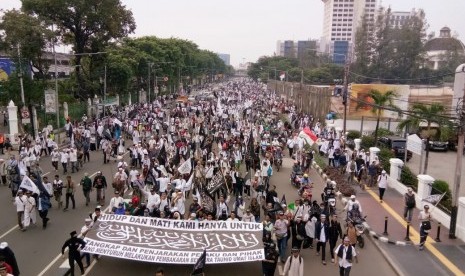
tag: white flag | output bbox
[19,175,40,194]
[217,98,223,115]
[113,118,122,126]
[184,173,194,191]
[421,192,446,205]
[178,158,192,174]
[194,188,202,206]
[206,167,214,178]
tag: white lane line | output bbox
[37,254,65,276]
[0,171,51,239]
[38,170,112,276]
[38,151,132,275]
[83,257,98,275]
[57,203,112,272]
[0,225,18,239]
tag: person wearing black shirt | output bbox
[265,185,278,205]
[262,232,279,276]
[61,231,86,275]
[328,214,343,263]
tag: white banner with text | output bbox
[82,215,264,264]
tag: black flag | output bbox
[191,249,207,276]
[247,130,255,159]
[157,144,166,164]
[281,195,287,206]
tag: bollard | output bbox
[435,222,442,242]
[383,216,389,236]
[405,222,411,241]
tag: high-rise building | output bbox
[276,40,296,58]
[297,40,318,60]
[276,40,318,59]
[320,0,378,64]
[217,53,230,66]
[388,9,420,29]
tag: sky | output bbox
[1,0,464,67]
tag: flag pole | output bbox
[219,166,231,195]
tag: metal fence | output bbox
[268,80,332,123]
[36,101,88,129]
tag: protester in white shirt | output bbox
[334,237,358,275]
[172,191,186,216]
[14,190,26,230]
[23,191,36,229]
[241,209,255,222]
[143,188,161,213]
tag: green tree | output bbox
[0,9,55,78]
[247,56,298,81]
[352,13,374,81]
[103,36,227,95]
[22,0,136,98]
[372,7,394,80]
[390,10,428,81]
[357,89,399,145]
[397,103,451,174]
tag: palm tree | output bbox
[356,89,399,145]
[397,103,450,174]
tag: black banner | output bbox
[206,171,225,194]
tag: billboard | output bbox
[0,58,16,81]
[348,84,409,119]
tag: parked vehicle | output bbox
[378,136,413,162]
[427,140,448,152]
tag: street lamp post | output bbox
[260,66,277,92]
[148,62,152,103]
[16,44,25,105]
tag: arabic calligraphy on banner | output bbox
[82,215,264,264]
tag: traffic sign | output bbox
[407,134,422,155]
[21,107,30,119]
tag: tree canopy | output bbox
[21,0,137,98]
[247,55,344,85]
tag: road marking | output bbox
[0,225,18,239]
[278,263,284,275]
[365,189,465,276]
[38,169,112,276]
[0,171,51,239]
[83,257,98,275]
[37,254,65,276]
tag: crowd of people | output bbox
[1,78,370,276]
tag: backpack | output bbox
[406,194,415,208]
[288,256,302,266]
[267,166,273,177]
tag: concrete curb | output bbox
[366,231,405,276]
[312,162,411,247]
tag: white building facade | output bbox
[320,0,378,62]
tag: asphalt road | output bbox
[406,149,465,197]
[0,148,122,276]
[0,149,397,276]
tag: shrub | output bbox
[377,148,395,173]
[323,167,355,197]
[376,128,394,137]
[432,179,452,214]
[347,130,361,140]
[312,144,327,169]
[400,166,417,191]
[361,136,376,150]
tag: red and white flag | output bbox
[298,127,318,146]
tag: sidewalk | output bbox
[353,183,465,276]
